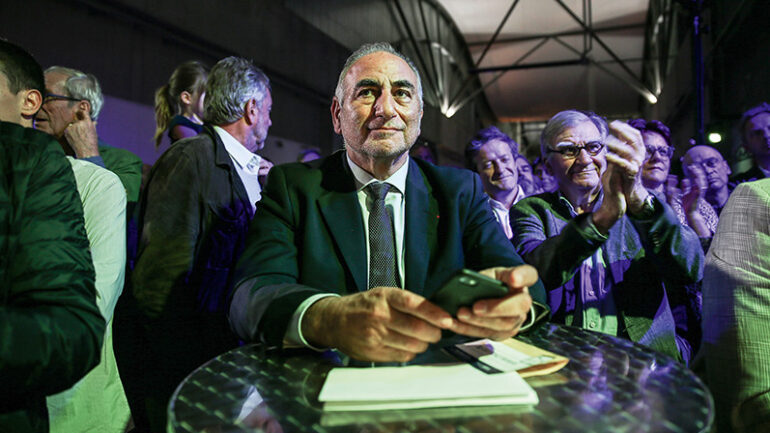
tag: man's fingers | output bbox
[379,326,433,354]
[386,288,454,330]
[608,120,644,150]
[502,264,538,289]
[451,312,523,340]
[471,289,533,319]
[385,308,443,344]
[605,153,640,177]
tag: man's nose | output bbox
[374,92,396,118]
[575,147,592,164]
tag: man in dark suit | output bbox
[229,42,545,364]
[122,56,272,432]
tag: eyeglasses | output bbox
[546,141,604,158]
[43,93,81,104]
[684,157,722,171]
[645,145,674,159]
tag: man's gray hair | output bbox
[45,66,104,120]
[739,101,770,143]
[334,42,423,107]
[540,109,608,157]
[203,56,270,125]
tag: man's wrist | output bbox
[301,296,337,348]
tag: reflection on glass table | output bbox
[168,323,713,433]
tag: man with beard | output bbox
[229,43,546,364]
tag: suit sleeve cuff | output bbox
[519,301,550,332]
[81,155,106,168]
[283,293,341,350]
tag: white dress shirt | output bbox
[213,126,262,212]
[489,185,525,239]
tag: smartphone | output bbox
[430,269,509,316]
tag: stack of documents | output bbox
[318,363,538,412]
[447,338,569,377]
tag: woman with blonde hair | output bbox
[153,61,207,148]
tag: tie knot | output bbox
[366,182,391,201]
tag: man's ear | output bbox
[330,97,342,134]
[77,99,93,118]
[244,98,258,125]
[19,89,42,119]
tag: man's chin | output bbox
[362,141,410,159]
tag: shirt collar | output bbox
[346,152,409,194]
[213,126,261,174]
[558,190,604,217]
[489,185,525,210]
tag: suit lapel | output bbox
[404,159,438,296]
[318,152,367,292]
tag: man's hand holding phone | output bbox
[431,266,537,341]
[302,265,537,362]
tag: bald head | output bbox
[683,145,730,192]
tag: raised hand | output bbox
[604,120,650,215]
[63,108,100,158]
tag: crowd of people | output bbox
[2,36,770,433]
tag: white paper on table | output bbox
[318,363,538,412]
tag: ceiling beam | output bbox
[466,23,645,47]
[470,58,588,74]
[474,0,521,67]
[392,0,440,102]
[554,0,647,86]
[470,55,645,73]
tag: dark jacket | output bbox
[0,122,104,433]
[729,164,766,191]
[510,191,704,361]
[125,125,252,430]
[229,150,546,348]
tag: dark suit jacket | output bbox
[122,125,252,430]
[510,191,704,361]
[229,150,546,348]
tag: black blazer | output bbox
[229,150,546,347]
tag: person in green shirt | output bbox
[0,39,104,433]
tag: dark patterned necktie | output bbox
[366,182,399,289]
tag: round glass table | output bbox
[168,323,713,432]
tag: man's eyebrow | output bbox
[354,79,380,90]
[393,80,415,90]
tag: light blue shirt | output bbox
[47,158,130,433]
